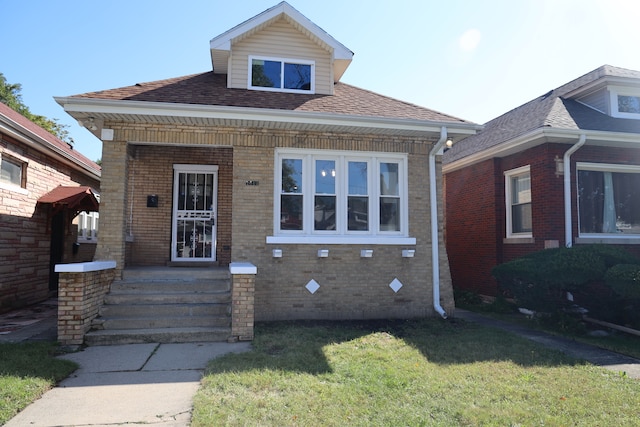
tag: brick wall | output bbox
[99,122,453,320]
[57,267,115,345]
[0,133,99,312]
[125,145,232,266]
[445,142,640,296]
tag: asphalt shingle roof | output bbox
[70,71,473,124]
[0,102,100,173]
[444,65,640,164]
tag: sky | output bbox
[2,0,640,162]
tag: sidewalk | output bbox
[455,309,640,379]
[5,341,251,426]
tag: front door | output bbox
[171,164,218,262]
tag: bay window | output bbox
[273,149,409,241]
[577,163,640,236]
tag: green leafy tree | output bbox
[0,73,73,145]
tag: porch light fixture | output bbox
[317,249,329,257]
[272,249,283,258]
[445,138,453,148]
[360,249,373,258]
[555,155,564,176]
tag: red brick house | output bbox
[54,2,480,341]
[444,65,640,296]
[0,102,100,312]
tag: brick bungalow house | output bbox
[54,2,479,340]
[444,65,640,296]
[0,102,100,312]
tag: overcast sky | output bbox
[3,0,639,161]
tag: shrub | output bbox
[492,245,639,314]
[605,263,640,299]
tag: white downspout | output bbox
[563,134,586,248]
[429,127,448,319]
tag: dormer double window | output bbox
[249,56,315,94]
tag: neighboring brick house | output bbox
[0,102,100,312]
[444,65,640,296]
[56,2,480,325]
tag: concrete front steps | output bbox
[86,266,232,345]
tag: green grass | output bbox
[0,342,78,425]
[193,319,640,426]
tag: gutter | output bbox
[563,134,586,247]
[429,127,448,319]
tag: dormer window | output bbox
[609,86,640,119]
[249,56,315,93]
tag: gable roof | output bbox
[210,1,353,81]
[0,102,101,179]
[444,65,640,166]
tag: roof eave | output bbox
[443,127,640,173]
[0,114,101,180]
[55,97,480,139]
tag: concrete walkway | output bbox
[456,309,640,379]
[5,341,251,427]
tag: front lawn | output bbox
[0,342,77,425]
[193,319,640,426]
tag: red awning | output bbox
[38,186,99,216]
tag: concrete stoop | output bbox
[86,267,232,345]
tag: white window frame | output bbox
[609,85,640,119]
[77,211,99,243]
[268,149,414,245]
[505,165,532,238]
[248,55,315,94]
[577,162,640,239]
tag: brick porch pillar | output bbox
[95,138,130,278]
[229,262,256,341]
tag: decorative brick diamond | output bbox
[389,278,403,293]
[305,279,320,294]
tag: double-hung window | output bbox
[577,163,640,236]
[249,56,314,93]
[505,166,532,237]
[273,149,409,242]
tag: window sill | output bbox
[266,235,416,245]
[503,237,535,244]
[77,240,98,245]
[576,237,640,245]
[0,181,28,195]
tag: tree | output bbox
[0,73,73,145]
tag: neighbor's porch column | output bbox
[94,137,130,278]
[229,262,256,341]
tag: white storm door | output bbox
[172,164,218,262]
